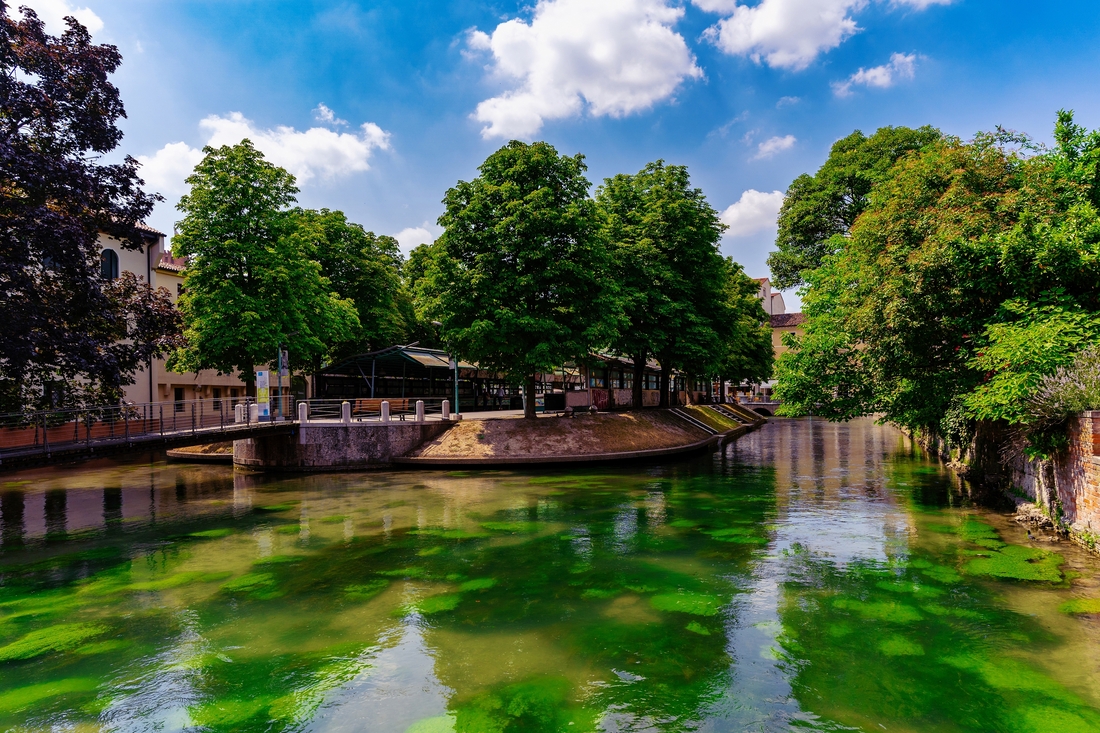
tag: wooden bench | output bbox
[352,398,413,419]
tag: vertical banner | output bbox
[256,370,270,419]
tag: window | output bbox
[588,369,606,389]
[623,371,633,389]
[177,283,184,296]
[100,249,119,280]
[174,387,185,412]
[645,374,658,390]
[212,387,221,409]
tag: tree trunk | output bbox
[632,352,646,410]
[658,356,670,409]
[524,373,537,419]
[718,377,726,404]
[244,371,256,399]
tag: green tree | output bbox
[597,161,730,408]
[767,125,942,290]
[420,141,618,419]
[774,114,1100,455]
[715,259,774,395]
[0,6,175,410]
[169,141,358,394]
[292,208,408,363]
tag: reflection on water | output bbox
[1,419,1099,731]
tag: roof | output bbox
[771,313,806,328]
[134,221,167,237]
[156,252,187,273]
[755,277,769,284]
[323,345,478,376]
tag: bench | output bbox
[352,398,413,420]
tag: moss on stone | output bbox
[650,593,721,616]
[962,545,1064,582]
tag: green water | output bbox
[1,418,1099,732]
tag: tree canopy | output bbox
[0,6,177,410]
[597,161,759,407]
[766,125,942,290]
[418,141,620,418]
[774,113,1100,456]
[169,141,358,392]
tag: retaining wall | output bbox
[234,421,451,471]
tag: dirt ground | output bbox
[409,410,711,458]
[169,441,233,455]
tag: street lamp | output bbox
[431,321,459,416]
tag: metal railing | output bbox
[296,397,449,422]
[0,395,300,458]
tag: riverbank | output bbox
[166,441,233,463]
[397,407,759,467]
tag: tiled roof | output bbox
[156,252,187,273]
[134,221,167,237]
[770,312,806,328]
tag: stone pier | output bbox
[233,421,452,471]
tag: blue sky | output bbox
[33,0,1100,306]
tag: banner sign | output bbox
[256,370,270,419]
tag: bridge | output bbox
[736,398,783,417]
[0,397,451,471]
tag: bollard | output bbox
[341,401,351,423]
[441,399,450,421]
[234,404,243,423]
[381,401,391,422]
[415,400,425,423]
[298,401,308,423]
[249,403,259,423]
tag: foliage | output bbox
[0,6,173,411]
[964,294,1100,424]
[775,113,1100,445]
[1011,346,1100,458]
[291,208,409,362]
[169,142,358,390]
[766,125,942,290]
[597,161,747,406]
[419,141,618,418]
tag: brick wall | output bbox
[1010,411,1100,541]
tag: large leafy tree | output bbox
[169,141,358,394]
[0,5,177,410]
[715,259,773,393]
[597,161,730,407]
[767,125,942,290]
[292,208,409,363]
[775,114,1100,452]
[421,141,618,419]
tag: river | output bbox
[1,417,1099,732]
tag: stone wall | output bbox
[1008,411,1100,544]
[917,412,1100,551]
[234,421,451,471]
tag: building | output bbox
[770,312,806,360]
[755,277,786,316]
[98,228,249,407]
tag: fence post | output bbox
[381,401,390,423]
[298,401,309,423]
[250,403,259,424]
[42,412,49,456]
[441,400,450,421]
[341,401,351,423]
[124,406,130,443]
[415,400,425,423]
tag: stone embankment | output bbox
[920,411,1100,554]
[397,404,762,467]
[229,405,763,471]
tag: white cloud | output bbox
[720,189,784,237]
[469,0,702,139]
[701,0,865,70]
[776,95,800,107]
[137,142,205,195]
[313,103,347,126]
[833,52,918,97]
[892,0,953,7]
[24,0,103,34]
[753,134,796,159]
[138,109,391,196]
[393,224,441,254]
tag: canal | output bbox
[1,418,1099,731]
